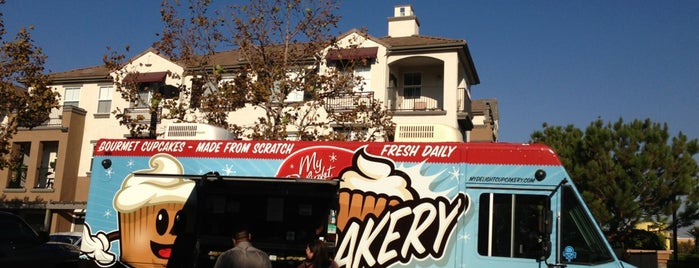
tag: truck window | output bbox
[477,193,548,259]
[560,185,613,264]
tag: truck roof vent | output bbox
[395,124,463,142]
[163,123,236,140]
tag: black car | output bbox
[0,211,81,268]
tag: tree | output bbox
[623,229,666,250]
[688,226,699,253]
[105,0,394,140]
[0,0,60,170]
[531,118,699,249]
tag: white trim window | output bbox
[97,86,113,114]
[136,88,151,108]
[273,71,306,103]
[353,66,371,92]
[63,87,81,108]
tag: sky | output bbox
[2,0,698,144]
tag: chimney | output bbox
[388,5,420,37]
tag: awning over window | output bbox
[325,47,378,61]
[122,71,168,83]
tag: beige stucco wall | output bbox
[323,32,390,104]
[54,43,469,174]
[51,51,186,177]
[387,51,463,130]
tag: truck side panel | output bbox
[81,140,623,268]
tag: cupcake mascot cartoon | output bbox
[81,154,195,267]
[333,147,468,268]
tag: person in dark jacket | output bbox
[214,230,272,268]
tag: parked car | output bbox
[49,232,82,247]
[0,211,80,267]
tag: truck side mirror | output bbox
[539,210,553,261]
[544,210,553,236]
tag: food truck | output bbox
[80,124,635,268]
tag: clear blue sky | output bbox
[3,0,698,144]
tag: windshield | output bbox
[560,185,613,264]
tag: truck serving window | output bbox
[560,185,613,264]
[477,193,548,259]
[182,178,340,267]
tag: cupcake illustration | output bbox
[113,153,194,266]
[82,153,195,267]
[336,147,418,231]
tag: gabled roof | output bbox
[472,99,499,120]
[335,28,390,47]
[204,49,245,68]
[48,65,111,84]
[48,32,479,85]
[381,35,480,85]
[187,42,319,73]
[128,47,173,63]
[332,29,479,85]
[334,29,466,50]
[48,48,180,84]
[379,35,465,48]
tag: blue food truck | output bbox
[80,123,635,268]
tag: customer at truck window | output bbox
[300,219,324,242]
[298,239,338,268]
[214,229,272,268]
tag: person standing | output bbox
[297,239,338,268]
[214,229,272,268]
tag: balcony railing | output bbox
[457,87,470,113]
[41,117,63,127]
[16,116,62,129]
[387,86,471,113]
[34,167,54,189]
[387,86,442,111]
[324,92,375,112]
[122,107,162,125]
[390,96,441,111]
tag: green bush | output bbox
[624,229,666,250]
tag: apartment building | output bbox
[470,99,499,142]
[0,106,87,232]
[0,5,483,232]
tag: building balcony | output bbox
[40,117,64,127]
[2,106,86,202]
[387,86,470,113]
[34,167,55,189]
[122,107,162,125]
[324,92,375,112]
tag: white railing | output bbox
[324,92,375,112]
[122,107,162,124]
